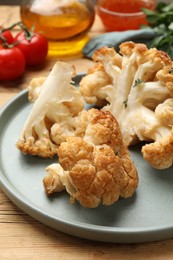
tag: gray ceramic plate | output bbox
[0,75,173,243]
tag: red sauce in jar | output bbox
[97,0,156,31]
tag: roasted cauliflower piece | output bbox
[43,109,138,208]
[28,77,46,102]
[17,62,86,158]
[80,42,173,169]
[142,129,173,169]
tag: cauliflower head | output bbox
[17,62,87,158]
[80,42,173,169]
[43,109,138,208]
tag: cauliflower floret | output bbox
[42,163,65,194]
[155,98,173,125]
[157,66,173,97]
[16,62,86,158]
[84,107,124,153]
[80,47,122,107]
[28,77,46,102]
[43,109,138,208]
[80,42,173,169]
[142,129,173,169]
[79,63,113,106]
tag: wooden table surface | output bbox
[1,5,173,260]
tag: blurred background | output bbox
[0,0,21,4]
[0,0,96,4]
[0,0,171,5]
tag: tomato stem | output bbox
[0,21,21,33]
[19,22,34,41]
[0,35,18,48]
[0,21,34,42]
[0,35,12,48]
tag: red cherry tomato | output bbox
[14,31,48,66]
[0,46,25,81]
[0,28,14,44]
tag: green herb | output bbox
[123,99,128,109]
[133,79,144,87]
[143,2,173,59]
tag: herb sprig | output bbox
[123,99,128,109]
[133,79,144,88]
[143,2,173,59]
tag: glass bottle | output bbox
[20,0,95,57]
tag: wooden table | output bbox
[1,5,173,259]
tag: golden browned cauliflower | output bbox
[16,62,88,158]
[43,109,138,208]
[80,42,173,169]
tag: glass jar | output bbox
[20,0,95,57]
[97,0,157,31]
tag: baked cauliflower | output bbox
[16,60,138,207]
[17,62,87,158]
[80,42,173,169]
[43,109,138,208]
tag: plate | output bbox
[0,74,173,243]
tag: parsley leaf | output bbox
[143,2,173,59]
[123,99,128,109]
[133,79,144,87]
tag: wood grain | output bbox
[1,5,173,260]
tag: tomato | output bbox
[0,46,25,81]
[0,28,14,44]
[14,31,48,66]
